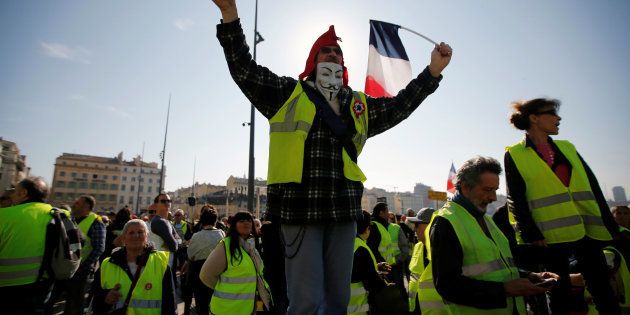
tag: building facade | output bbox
[49,152,163,212]
[0,138,29,193]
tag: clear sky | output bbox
[1,1,629,198]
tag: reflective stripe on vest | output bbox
[219,275,258,284]
[267,82,369,184]
[213,290,256,300]
[129,299,162,309]
[507,139,612,244]
[0,202,52,286]
[100,251,169,315]
[437,201,526,314]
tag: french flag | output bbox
[364,20,412,98]
[447,162,457,194]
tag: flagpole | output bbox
[399,26,438,45]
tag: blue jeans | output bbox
[282,221,356,315]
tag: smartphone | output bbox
[536,278,557,288]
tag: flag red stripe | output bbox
[365,75,392,98]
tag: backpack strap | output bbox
[36,208,61,282]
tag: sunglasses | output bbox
[158,199,172,204]
[320,46,343,56]
[535,109,558,116]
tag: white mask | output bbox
[315,62,343,102]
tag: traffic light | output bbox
[187,196,196,206]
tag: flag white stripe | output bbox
[366,45,412,97]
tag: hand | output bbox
[428,42,452,77]
[532,239,547,247]
[528,271,560,284]
[212,0,238,23]
[504,278,550,297]
[180,261,189,274]
[377,262,391,273]
[105,283,122,305]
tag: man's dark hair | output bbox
[372,202,388,217]
[80,195,96,210]
[153,192,168,203]
[19,177,49,202]
[455,156,503,191]
[612,205,630,214]
[200,208,218,226]
[356,210,372,235]
[509,98,560,130]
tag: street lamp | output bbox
[247,0,264,213]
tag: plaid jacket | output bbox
[217,20,442,224]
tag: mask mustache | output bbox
[319,82,340,91]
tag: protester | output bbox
[209,0,451,312]
[349,210,390,314]
[52,195,106,314]
[406,207,434,314]
[0,188,14,207]
[424,156,559,313]
[200,211,271,314]
[172,208,193,267]
[505,98,620,314]
[0,177,56,314]
[92,219,176,314]
[613,205,630,239]
[149,193,179,268]
[103,206,132,260]
[186,206,225,315]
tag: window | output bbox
[72,172,77,178]
[119,196,124,204]
[149,178,153,183]
[109,195,116,202]
[93,174,98,179]
[121,184,126,191]
[104,175,108,180]
[133,169,136,173]
[146,197,151,204]
[129,197,134,204]
[68,182,77,189]
[122,176,127,181]
[62,161,67,165]
[139,186,143,193]
[100,183,108,190]
[130,185,135,192]
[110,184,118,190]
[124,168,128,172]
[79,182,88,189]
[131,177,136,182]
[55,192,63,199]
[113,175,118,180]
[60,171,66,177]
[56,181,66,188]
[148,186,152,193]
[82,173,87,178]
[139,178,144,183]
[90,183,98,189]
[98,194,106,201]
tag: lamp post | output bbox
[247,0,264,213]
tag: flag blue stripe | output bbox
[369,20,409,61]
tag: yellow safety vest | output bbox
[417,214,449,315]
[388,223,402,259]
[437,201,526,314]
[408,241,425,312]
[507,140,612,244]
[267,82,369,184]
[373,221,395,265]
[348,237,377,315]
[604,245,630,314]
[77,212,100,261]
[211,237,267,315]
[0,202,52,287]
[100,250,169,315]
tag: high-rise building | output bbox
[613,186,628,203]
[50,152,162,212]
[0,138,30,192]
